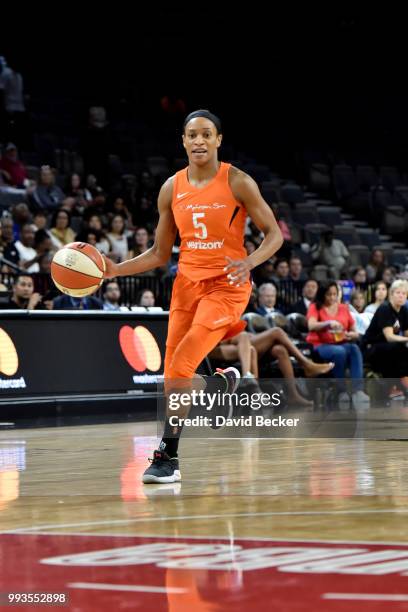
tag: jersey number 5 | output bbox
[192,212,208,239]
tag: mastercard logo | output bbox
[119,325,161,372]
[0,328,18,376]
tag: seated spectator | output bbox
[32,210,49,232]
[382,266,396,285]
[350,288,366,313]
[289,256,307,282]
[109,197,134,231]
[30,165,74,212]
[66,173,92,214]
[256,282,282,316]
[352,266,367,286]
[38,251,53,275]
[364,281,388,314]
[0,273,44,310]
[136,288,156,307]
[349,289,372,335]
[8,223,39,272]
[366,249,386,283]
[362,280,408,384]
[210,329,334,407]
[0,143,27,187]
[50,209,76,248]
[87,214,110,254]
[271,258,289,284]
[252,258,275,285]
[134,227,150,256]
[12,202,31,240]
[107,215,134,262]
[103,280,122,311]
[53,293,103,310]
[0,217,18,270]
[307,281,369,404]
[312,230,349,279]
[290,279,318,315]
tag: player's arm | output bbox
[226,169,283,285]
[104,178,177,278]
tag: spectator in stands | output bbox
[363,280,408,383]
[349,289,372,335]
[1,217,18,270]
[1,274,43,310]
[107,215,134,262]
[87,214,110,254]
[271,258,289,283]
[352,266,367,285]
[289,256,307,282]
[364,281,388,314]
[290,279,318,315]
[245,238,256,255]
[253,259,275,285]
[32,210,48,232]
[134,227,150,256]
[136,288,156,307]
[31,166,74,212]
[382,266,396,285]
[12,202,31,240]
[0,143,27,187]
[53,293,103,310]
[103,280,122,311]
[66,173,92,213]
[109,197,134,231]
[13,223,39,272]
[50,209,76,248]
[350,289,366,313]
[366,249,386,283]
[256,282,282,316]
[312,230,349,279]
[307,281,369,404]
[38,251,53,275]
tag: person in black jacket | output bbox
[290,279,318,315]
[363,279,408,379]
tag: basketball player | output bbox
[104,109,285,483]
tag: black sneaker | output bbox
[142,450,181,484]
[209,367,241,429]
[215,366,241,393]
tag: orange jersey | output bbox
[172,162,247,281]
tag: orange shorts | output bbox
[164,272,251,380]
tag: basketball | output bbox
[51,242,106,297]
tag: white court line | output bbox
[3,507,408,535]
[323,593,408,602]
[6,532,408,548]
[68,582,187,594]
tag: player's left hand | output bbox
[224,256,252,287]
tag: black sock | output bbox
[159,417,183,457]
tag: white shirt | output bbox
[15,241,39,272]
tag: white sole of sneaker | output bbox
[142,470,181,484]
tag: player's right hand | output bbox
[102,255,119,279]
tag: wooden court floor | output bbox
[1,413,408,611]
